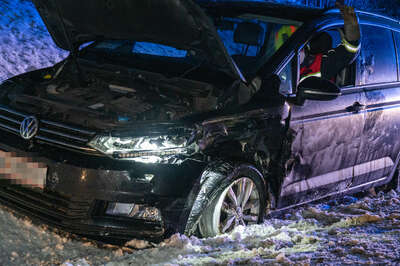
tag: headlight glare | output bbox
[88,135,187,160]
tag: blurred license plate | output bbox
[0,151,47,189]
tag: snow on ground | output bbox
[1,190,400,265]
[0,205,122,265]
[1,0,400,265]
[0,0,66,82]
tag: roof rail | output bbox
[324,8,399,24]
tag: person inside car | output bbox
[299,1,361,83]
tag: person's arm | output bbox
[341,3,360,43]
[321,3,361,80]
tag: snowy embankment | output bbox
[0,0,66,82]
[1,0,400,265]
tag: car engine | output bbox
[7,64,218,129]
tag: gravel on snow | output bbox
[1,0,400,265]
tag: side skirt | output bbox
[270,154,400,215]
[271,175,388,215]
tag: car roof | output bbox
[197,0,325,22]
[198,0,400,27]
[326,9,400,29]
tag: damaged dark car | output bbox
[0,0,400,241]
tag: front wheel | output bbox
[198,166,267,237]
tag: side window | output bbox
[279,58,294,95]
[298,28,356,87]
[356,25,397,85]
[326,28,356,87]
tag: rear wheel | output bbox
[198,167,266,237]
[385,168,400,192]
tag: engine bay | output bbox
[8,62,219,129]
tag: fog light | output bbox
[106,202,162,222]
[106,203,134,216]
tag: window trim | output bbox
[341,81,400,94]
[276,52,296,96]
[393,30,400,82]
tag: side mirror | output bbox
[245,74,284,107]
[297,77,341,101]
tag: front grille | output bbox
[0,105,98,154]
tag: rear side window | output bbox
[356,25,397,85]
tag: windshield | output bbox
[81,15,302,78]
[80,40,236,86]
[215,15,302,73]
[81,40,209,77]
[87,41,190,58]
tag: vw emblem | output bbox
[20,116,39,140]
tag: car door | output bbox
[351,25,400,188]
[278,29,367,208]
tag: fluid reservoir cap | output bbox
[118,116,131,122]
[43,74,52,80]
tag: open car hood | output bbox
[32,0,241,79]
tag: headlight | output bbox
[88,135,188,163]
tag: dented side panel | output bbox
[355,86,400,187]
[280,91,366,207]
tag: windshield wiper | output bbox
[178,58,208,79]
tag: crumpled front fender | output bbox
[181,160,233,235]
[181,161,270,236]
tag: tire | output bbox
[386,168,400,192]
[198,165,267,237]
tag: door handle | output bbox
[346,102,366,112]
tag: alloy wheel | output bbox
[213,177,260,234]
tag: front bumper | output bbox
[0,131,205,241]
[0,186,164,241]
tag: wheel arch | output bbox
[382,151,400,191]
[181,160,273,236]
